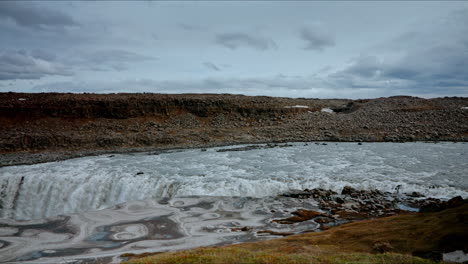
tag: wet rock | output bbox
[447,196,465,208]
[335,197,345,204]
[406,192,424,198]
[230,226,251,232]
[419,196,466,213]
[272,209,324,224]
[257,230,293,236]
[314,217,334,224]
[342,202,359,210]
[341,186,384,200]
[280,188,337,200]
[341,186,357,196]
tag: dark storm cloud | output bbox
[0,50,71,80]
[0,2,78,29]
[203,62,221,71]
[300,24,335,51]
[215,32,276,50]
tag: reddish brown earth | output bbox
[0,93,467,166]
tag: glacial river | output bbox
[1,142,467,220]
[0,142,467,263]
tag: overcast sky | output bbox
[1,1,467,98]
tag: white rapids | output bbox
[1,142,467,220]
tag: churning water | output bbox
[1,142,467,220]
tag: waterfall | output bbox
[1,142,467,220]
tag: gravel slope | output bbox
[1,93,467,166]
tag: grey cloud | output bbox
[215,32,276,50]
[341,55,383,78]
[203,62,221,71]
[0,50,72,80]
[85,50,156,64]
[30,49,57,61]
[32,74,319,95]
[0,48,155,80]
[71,50,157,72]
[300,24,335,51]
[30,76,395,99]
[328,43,468,92]
[326,10,468,94]
[0,2,78,29]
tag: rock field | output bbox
[1,93,467,166]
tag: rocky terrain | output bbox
[1,93,467,166]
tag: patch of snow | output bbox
[18,98,27,101]
[285,105,309,108]
[321,108,334,113]
[443,250,468,263]
[461,107,468,110]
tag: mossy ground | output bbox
[124,248,437,264]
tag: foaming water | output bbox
[1,142,467,220]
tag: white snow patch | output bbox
[461,107,468,110]
[321,108,334,113]
[285,105,309,108]
[443,250,468,263]
[18,98,27,101]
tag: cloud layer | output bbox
[300,24,335,51]
[0,1,77,30]
[327,10,468,94]
[0,2,466,98]
[215,32,276,50]
[0,51,71,80]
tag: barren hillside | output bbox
[1,93,467,165]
